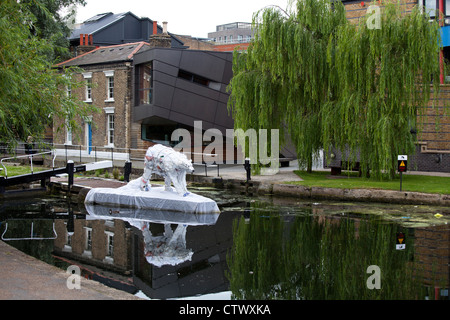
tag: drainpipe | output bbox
[440,0,444,84]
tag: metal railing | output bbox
[1,151,56,178]
[1,143,221,177]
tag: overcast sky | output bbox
[74,0,291,38]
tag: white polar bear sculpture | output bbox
[140,144,194,197]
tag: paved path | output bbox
[0,240,141,300]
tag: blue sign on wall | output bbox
[440,26,450,47]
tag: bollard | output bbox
[244,158,251,182]
[67,160,74,192]
[124,161,132,182]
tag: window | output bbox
[108,77,114,99]
[86,78,92,101]
[104,107,115,147]
[82,72,92,102]
[446,0,450,16]
[421,0,437,17]
[105,231,114,261]
[177,69,221,90]
[104,70,114,101]
[136,62,153,105]
[140,119,190,146]
[107,114,114,146]
[85,227,92,250]
[65,121,72,145]
[141,123,177,145]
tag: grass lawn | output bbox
[292,170,450,194]
[1,165,46,177]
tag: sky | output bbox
[74,0,291,38]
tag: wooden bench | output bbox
[331,161,361,176]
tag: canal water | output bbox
[0,186,449,300]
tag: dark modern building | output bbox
[132,47,234,149]
[69,12,185,55]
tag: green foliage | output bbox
[324,2,441,180]
[227,206,428,299]
[113,167,120,180]
[227,0,441,179]
[0,0,95,150]
[20,0,86,62]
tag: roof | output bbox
[56,42,150,68]
[69,11,185,48]
[69,12,129,40]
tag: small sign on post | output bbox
[398,155,407,172]
[398,155,407,191]
[396,232,406,250]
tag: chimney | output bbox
[77,33,96,56]
[148,21,171,48]
[153,21,158,35]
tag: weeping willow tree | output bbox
[228,0,441,179]
[228,0,347,173]
[324,1,441,179]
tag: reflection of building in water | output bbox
[53,217,132,275]
[52,206,237,299]
[415,225,450,291]
[132,212,237,299]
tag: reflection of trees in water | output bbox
[227,204,431,300]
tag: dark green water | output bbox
[0,187,449,300]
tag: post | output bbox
[124,161,132,182]
[67,160,74,193]
[400,172,402,191]
[244,158,251,182]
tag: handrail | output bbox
[1,151,53,179]
[0,143,221,178]
[1,220,57,241]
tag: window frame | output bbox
[104,70,115,102]
[83,72,93,102]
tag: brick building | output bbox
[54,42,149,159]
[53,19,244,163]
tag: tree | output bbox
[21,0,86,62]
[324,2,441,179]
[227,0,441,179]
[0,0,95,150]
[228,0,347,173]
